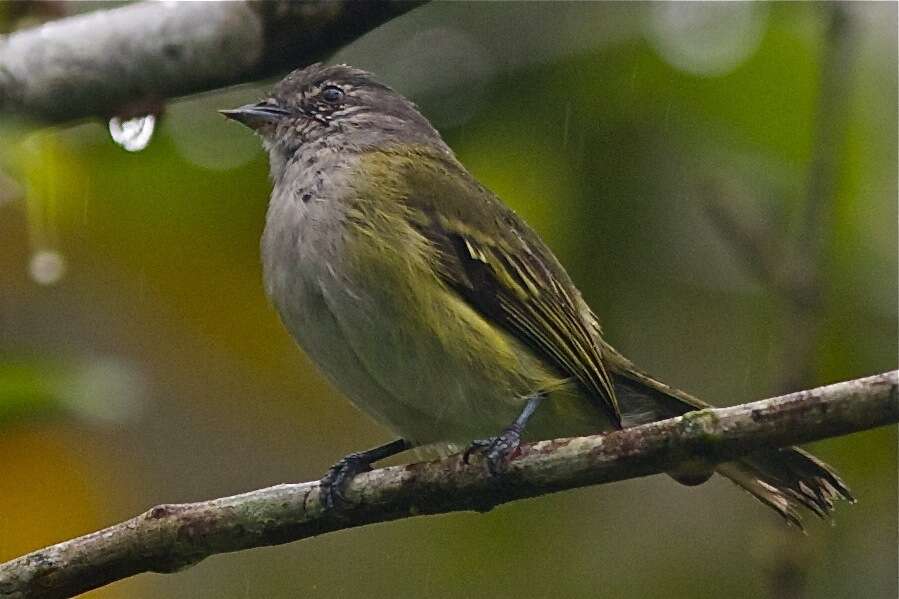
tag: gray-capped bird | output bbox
[222,63,851,524]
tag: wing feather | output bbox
[418,215,621,427]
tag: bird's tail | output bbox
[607,349,854,527]
[715,448,853,527]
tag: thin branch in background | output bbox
[702,6,858,599]
[702,179,794,295]
[703,4,855,393]
[0,371,896,599]
[782,3,855,393]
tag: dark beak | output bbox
[219,102,289,130]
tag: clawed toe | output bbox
[463,426,523,475]
[318,439,410,510]
[462,438,492,465]
[320,454,373,510]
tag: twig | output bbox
[781,3,854,391]
[702,181,796,295]
[0,0,425,123]
[0,371,895,599]
[703,4,856,392]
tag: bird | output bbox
[221,63,852,525]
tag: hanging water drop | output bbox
[29,249,67,286]
[108,114,156,152]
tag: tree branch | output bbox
[1,371,895,599]
[0,0,425,123]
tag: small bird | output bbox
[222,63,851,525]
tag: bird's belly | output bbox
[270,272,505,444]
[263,200,430,441]
[263,195,609,446]
[299,272,528,444]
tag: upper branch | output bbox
[0,370,896,599]
[0,0,425,123]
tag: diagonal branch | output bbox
[1,370,896,599]
[0,0,425,123]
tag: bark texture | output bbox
[0,0,425,122]
[0,370,895,598]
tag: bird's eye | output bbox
[320,86,345,104]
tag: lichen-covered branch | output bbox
[0,0,425,123]
[1,371,895,599]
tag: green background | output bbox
[1,3,896,598]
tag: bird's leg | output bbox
[321,438,411,509]
[464,392,544,475]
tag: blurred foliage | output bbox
[0,3,896,598]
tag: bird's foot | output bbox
[320,452,375,510]
[319,439,410,510]
[463,424,523,475]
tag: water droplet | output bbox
[29,249,67,285]
[108,114,156,152]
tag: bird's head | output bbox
[221,63,443,158]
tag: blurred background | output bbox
[0,2,896,598]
